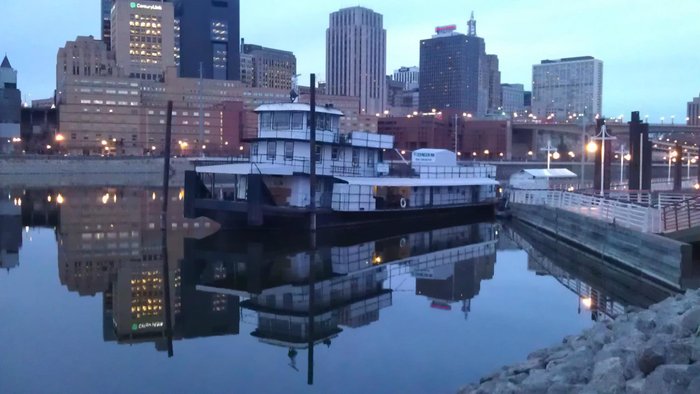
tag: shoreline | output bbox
[458,290,700,393]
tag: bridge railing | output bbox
[510,189,661,233]
[661,195,700,233]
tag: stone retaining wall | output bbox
[459,290,700,393]
[0,157,193,187]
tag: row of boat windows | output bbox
[253,142,373,166]
[259,112,340,132]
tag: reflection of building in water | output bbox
[52,187,238,351]
[0,197,22,272]
[195,221,497,382]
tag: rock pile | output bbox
[458,290,700,393]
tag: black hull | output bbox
[188,199,496,231]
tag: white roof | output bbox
[196,163,293,176]
[518,169,577,178]
[255,103,344,116]
[336,176,499,187]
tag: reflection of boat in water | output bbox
[190,221,497,384]
[184,103,499,230]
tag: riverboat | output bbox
[184,103,499,230]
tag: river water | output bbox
[0,187,674,393]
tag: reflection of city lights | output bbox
[113,194,117,203]
[581,297,593,309]
[56,194,65,205]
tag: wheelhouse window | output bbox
[332,147,340,161]
[273,112,290,130]
[260,112,272,130]
[267,141,276,160]
[367,151,375,165]
[251,143,258,156]
[315,145,323,162]
[284,142,294,160]
[291,112,304,130]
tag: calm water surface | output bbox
[0,187,672,394]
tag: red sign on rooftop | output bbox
[435,25,457,33]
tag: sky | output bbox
[0,0,698,120]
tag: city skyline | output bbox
[1,0,698,120]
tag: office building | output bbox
[688,94,700,126]
[501,83,525,115]
[111,0,175,81]
[531,56,603,121]
[419,14,487,116]
[173,0,241,80]
[393,66,419,91]
[326,6,386,115]
[0,55,21,153]
[485,54,501,114]
[240,41,296,90]
[56,36,121,84]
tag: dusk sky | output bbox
[1,0,698,121]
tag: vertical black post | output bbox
[307,232,316,385]
[309,74,317,232]
[628,111,642,190]
[161,100,174,357]
[673,144,683,191]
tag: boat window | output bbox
[291,112,304,130]
[316,113,329,130]
[331,116,339,132]
[332,147,340,161]
[251,143,258,156]
[260,112,272,130]
[352,149,360,167]
[315,145,323,162]
[284,142,294,160]
[267,141,276,160]
[273,112,290,130]
[367,151,375,165]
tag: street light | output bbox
[552,151,561,160]
[590,125,616,195]
[586,141,598,153]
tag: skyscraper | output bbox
[0,55,21,153]
[173,0,241,80]
[419,13,487,116]
[485,54,501,114]
[531,56,603,121]
[500,83,525,115]
[240,42,296,90]
[687,94,700,126]
[326,6,386,115]
[101,0,114,51]
[393,66,420,91]
[111,0,175,81]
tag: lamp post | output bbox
[591,125,616,196]
[540,139,557,170]
[616,144,630,185]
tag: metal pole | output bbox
[639,132,643,190]
[580,117,586,188]
[454,114,458,155]
[668,155,672,183]
[600,134,605,196]
[620,145,624,185]
[309,74,317,232]
[198,62,204,157]
[547,139,551,170]
[688,151,691,179]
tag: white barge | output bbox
[184,103,499,230]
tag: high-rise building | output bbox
[56,36,121,84]
[326,6,386,115]
[393,66,419,91]
[240,42,296,90]
[688,94,700,126]
[531,56,603,121]
[419,13,487,116]
[111,0,175,81]
[485,54,501,114]
[501,83,525,115]
[101,0,114,51]
[0,55,21,153]
[173,0,241,81]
